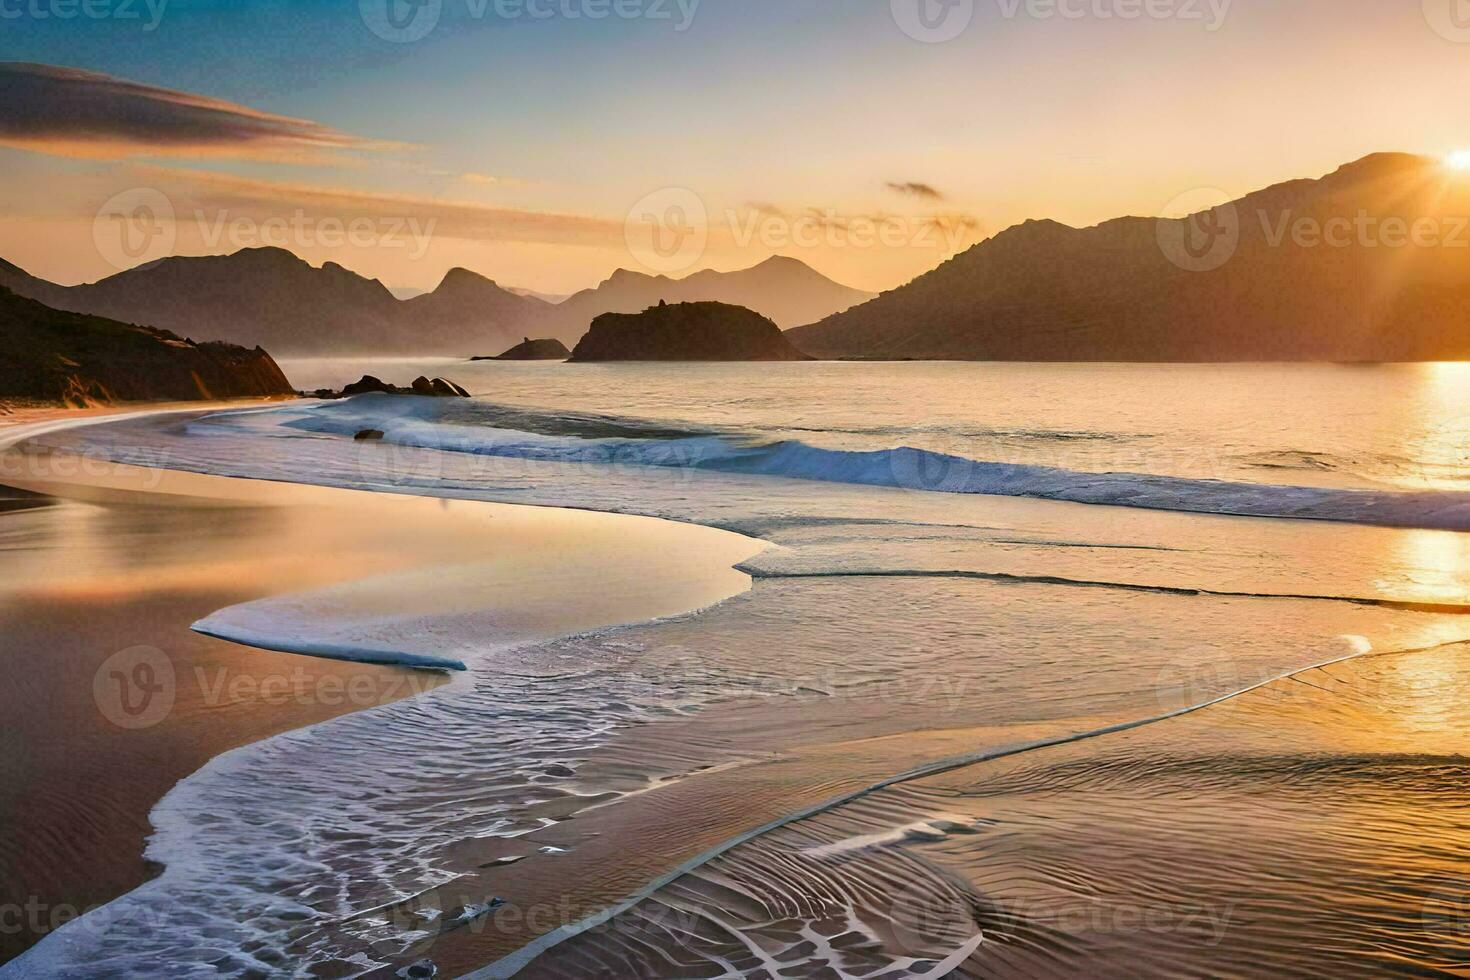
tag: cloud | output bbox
[885,181,944,200]
[128,165,625,247]
[0,62,390,162]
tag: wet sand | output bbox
[0,412,761,967]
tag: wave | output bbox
[268,396,1470,531]
[191,620,468,672]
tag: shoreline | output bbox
[0,406,763,969]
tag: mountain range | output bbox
[0,251,872,357]
[791,153,1470,361]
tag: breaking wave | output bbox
[259,396,1470,531]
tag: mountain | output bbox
[546,256,873,340]
[569,301,813,362]
[0,248,406,355]
[0,251,868,356]
[399,268,553,354]
[0,286,293,405]
[507,286,571,305]
[0,250,546,357]
[789,153,1470,361]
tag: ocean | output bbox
[8,360,1470,977]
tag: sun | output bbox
[1446,150,1470,171]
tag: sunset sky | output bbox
[2,0,1469,295]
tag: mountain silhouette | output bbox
[0,251,868,356]
[789,154,1470,361]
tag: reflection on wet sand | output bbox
[0,442,759,966]
[518,641,1470,978]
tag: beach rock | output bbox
[342,375,396,396]
[317,376,471,399]
[397,959,438,979]
[568,301,813,362]
[354,429,386,441]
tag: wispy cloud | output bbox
[0,62,393,162]
[885,181,943,200]
[131,165,625,247]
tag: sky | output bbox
[2,0,1469,295]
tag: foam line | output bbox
[743,567,1470,614]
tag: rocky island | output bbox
[0,285,293,406]
[568,301,812,362]
[473,338,572,361]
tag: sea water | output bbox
[9,361,1470,977]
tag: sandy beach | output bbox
[0,408,761,966]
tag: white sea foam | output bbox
[247,396,1470,531]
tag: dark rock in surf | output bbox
[316,375,471,399]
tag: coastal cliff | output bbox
[0,286,294,406]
